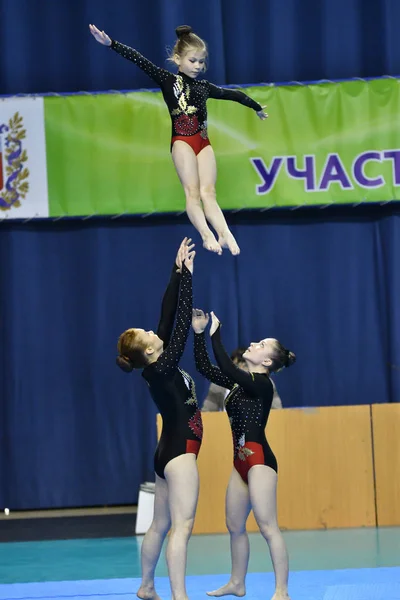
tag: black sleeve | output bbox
[156,263,181,347]
[207,82,262,112]
[110,40,173,87]
[194,332,234,389]
[211,326,272,397]
[153,264,192,375]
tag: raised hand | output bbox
[257,105,268,120]
[184,245,196,274]
[209,311,220,336]
[176,238,194,273]
[192,309,210,334]
[89,24,112,46]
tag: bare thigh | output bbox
[152,473,171,533]
[248,465,279,530]
[172,141,200,191]
[197,145,217,191]
[226,467,251,533]
[164,453,199,525]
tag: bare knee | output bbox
[200,184,216,203]
[184,184,201,204]
[257,520,280,541]
[170,518,195,539]
[149,517,171,537]
[226,516,246,537]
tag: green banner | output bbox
[43,78,400,216]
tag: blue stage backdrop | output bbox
[1,0,400,95]
[1,208,399,510]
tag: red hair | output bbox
[116,329,149,372]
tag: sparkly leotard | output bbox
[143,263,202,479]
[194,327,277,483]
[110,40,263,155]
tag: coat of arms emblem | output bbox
[0,112,29,211]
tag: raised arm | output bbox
[110,41,173,86]
[153,261,193,376]
[194,331,234,389]
[156,238,193,347]
[211,325,272,398]
[156,263,181,347]
[207,82,263,112]
[89,24,172,87]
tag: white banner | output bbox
[0,97,48,219]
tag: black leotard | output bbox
[194,326,276,483]
[143,263,202,479]
[110,40,262,140]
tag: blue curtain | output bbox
[1,207,400,510]
[1,0,400,96]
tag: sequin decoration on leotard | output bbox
[194,328,277,483]
[110,40,262,142]
[142,264,203,478]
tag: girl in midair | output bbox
[89,23,267,255]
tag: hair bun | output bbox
[176,25,192,38]
[286,351,296,368]
[116,355,134,373]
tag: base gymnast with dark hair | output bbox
[192,309,295,600]
[116,238,202,600]
[89,23,267,256]
[202,346,283,412]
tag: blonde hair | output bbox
[116,329,149,372]
[168,25,208,70]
